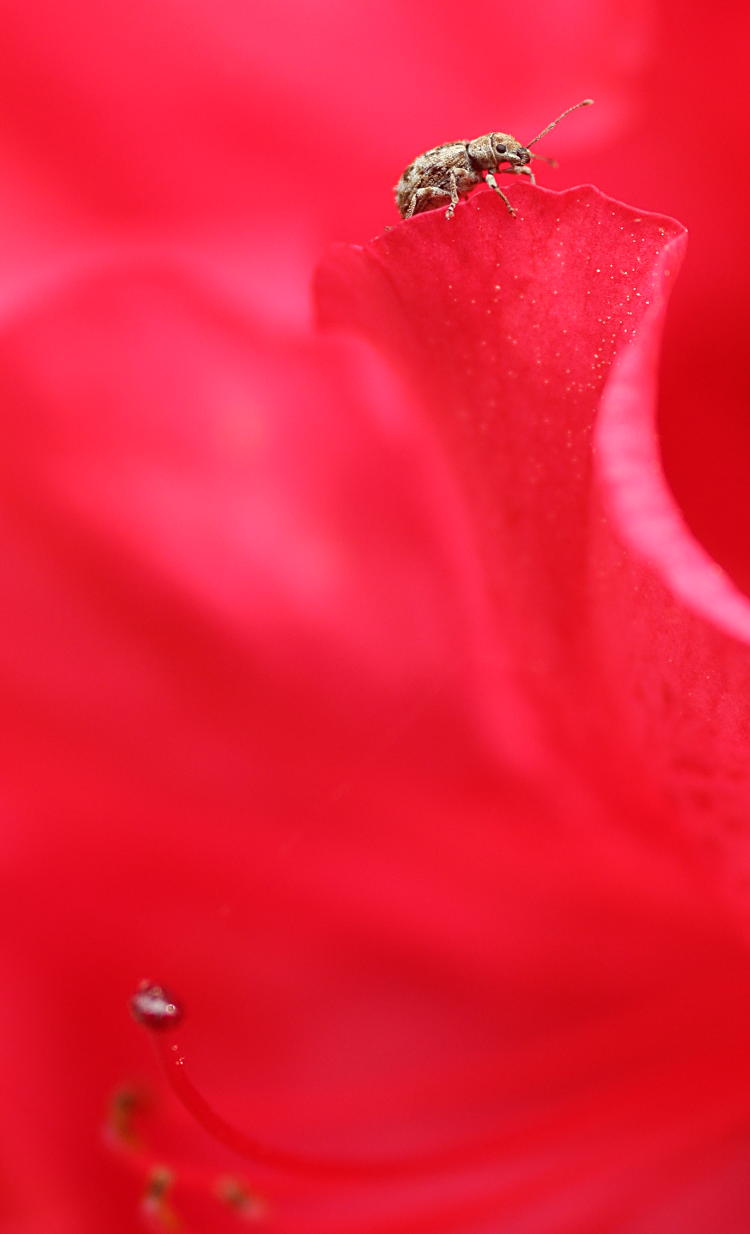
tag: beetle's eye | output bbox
[495,144,507,154]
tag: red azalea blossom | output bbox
[2,1,750,1233]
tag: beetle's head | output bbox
[491,134,530,167]
[468,133,529,169]
[510,143,532,166]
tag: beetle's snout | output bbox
[515,146,531,166]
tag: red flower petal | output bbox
[321,179,750,922]
[317,184,687,787]
[3,182,749,1234]
[310,184,750,1227]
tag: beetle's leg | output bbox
[485,172,516,217]
[444,171,461,220]
[406,186,452,219]
[500,165,537,186]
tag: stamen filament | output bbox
[154,1032,425,1179]
[134,984,512,1183]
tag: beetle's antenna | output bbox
[528,152,558,167]
[527,99,594,148]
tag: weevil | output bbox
[394,99,593,221]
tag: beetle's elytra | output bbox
[394,99,593,221]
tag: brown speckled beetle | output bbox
[394,99,593,221]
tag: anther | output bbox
[142,1167,181,1231]
[217,1176,267,1220]
[146,1167,173,1200]
[131,981,184,1031]
[108,1086,146,1146]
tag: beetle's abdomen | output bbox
[394,142,479,218]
